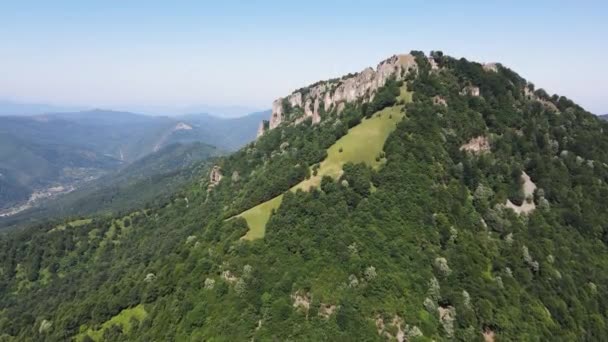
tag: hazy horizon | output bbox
[1,1,607,114]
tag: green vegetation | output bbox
[240,101,407,240]
[1,52,608,341]
[49,218,93,232]
[77,304,147,341]
[240,195,283,240]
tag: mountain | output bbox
[0,142,220,229]
[0,110,266,212]
[2,51,608,340]
[600,114,608,121]
[177,110,270,150]
[0,100,86,116]
[0,101,261,118]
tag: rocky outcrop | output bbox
[524,87,560,113]
[483,63,498,72]
[433,95,447,107]
[256,121,265,138]
[461,85,480,97]
[460,136,491,153]
[263,54,418,132]
[209,165,223,188]
[438,305,457,338]
[505,172,537,215]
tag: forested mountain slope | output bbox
[1,51,608,341]
[0,142,220,230]
[0,110,264,213]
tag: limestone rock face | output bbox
[209,165,223,187]
[269,99,284,129]
[260,53,418,134]
[256,121,265,138]
[461,85,480,97]
[460,136,491,153]
[483,63,498,72]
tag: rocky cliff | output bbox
[258,54,420,136]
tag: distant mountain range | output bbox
[0,100,85,116]
[0,100,262,118]
[0,142,219,229]
[0,109,268,212]
[600,114,608,121]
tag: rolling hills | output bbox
[0,142,220,229]
[0,110,268,212]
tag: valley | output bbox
[0,110,267,224]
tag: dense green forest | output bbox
[1,52,608,341]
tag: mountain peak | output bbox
[258,53,420,137]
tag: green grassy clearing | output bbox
[77,304,147,341]
[49,218,92,232]
[239,100,407,240]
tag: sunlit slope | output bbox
[239,103,407,240]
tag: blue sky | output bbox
[1,1,607,115]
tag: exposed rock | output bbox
[483,328,496,342]
[256,121,266,138]
[483,63,498,72]
[375,315,408,342]
[318,304,337,319]
[461,85,480,97]
[504,172,537,215]
[524,87,560,112]
[460,136,490,153]
[291,291,312,316]
[428,56,439,70]
[433,95,447,107]
[364,266,377,281]
[262,54,418,132]
[144,273,156,283]
[337,102,346,114]
[209,165,223,187]
[221,270,238,283]
[438,305,457,338]
[204,278,215,290]
[269,99,284,129]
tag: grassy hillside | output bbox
[239,100,407,240]
[1,52,608,341]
